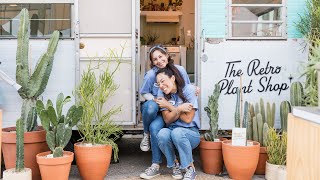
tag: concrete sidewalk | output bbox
[69,137,265,180]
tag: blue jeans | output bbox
[141,100,165,164]
[157,126,200,169]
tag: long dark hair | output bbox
[149,45,174,69]
[156,67,188,103]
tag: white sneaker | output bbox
[140,164,160,179]
[140,133,150,151]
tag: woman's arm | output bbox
[179,109,196,124]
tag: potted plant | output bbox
[222,89,260,180]
[199,83,224,174]
[74,50,123,180]
[265,128,287,180]
[246,98,273,175]
[35,93,83,180]
[2,8,59,180]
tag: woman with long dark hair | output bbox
[139,45,192,179]
[155,67,200,180]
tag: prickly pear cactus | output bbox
[37,93,83,157]
[204,84,221,141]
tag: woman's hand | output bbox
[178,103,193,113]
[155,97,171,108]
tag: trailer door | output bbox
[78,0,137,125]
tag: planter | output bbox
[36,151,74,180]
[2,126,49,180]
[265,161,287,180]
[255,146,268,175]
[74,142,112,180]
[222,140,260,180]
[3,168,32,180]
[199,139,224,174]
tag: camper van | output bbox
[0,0,308,131]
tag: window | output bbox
[228,0,286,39]
[0,4,71,38]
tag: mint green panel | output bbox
[201,0,306,39]
[287,0,306,38]
[201,0,226,38]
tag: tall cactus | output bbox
[234,89,240,128]
[280,101,291,132]
[266,102,276,128]
[290,81,304,106]
[246,103,254,140]
[37,93,83,157]
[13,8,59,172]
[252,116,258,142]
[260,98,266,123]
[262,122,269,147]
[204,84,221,141]
[243,101,249,128]
[16,8,59,132]
[257,113,263,145]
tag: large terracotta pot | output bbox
[199,139,223,174]
[255,146,268,175]
[36,151,74,180]
[74,142,112,180]
[222,140,260,180]
[2,126,49,180]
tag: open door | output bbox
[78,0,137,126]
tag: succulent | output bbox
[234,89,240,128]
[280,101,292,132]
[36,93,83,157]
[14,8,59,172]
[290,81,304,106]
[265,128,287,165]
[204,84,221,141]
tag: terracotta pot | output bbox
[36,151,74,180]
[222,140,260,180]
[74,142,112,180]
[2,126,49,180]
[265,161,287,180]
[255,146,268,175]
[199,139,224,174]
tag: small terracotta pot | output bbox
[36,151,74,180]
[222,140,260,180]
[255,146,268,175]
[2,126,49,180]
[74,142,112,180]
[199,138,224,174]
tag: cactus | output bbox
[16,118,24,172]
[266,102,276,128]
[37,93,83,157]
[256,113,263,145]
[254,102,259,116]
[234,89,240,128]
[262,123,269,147]
[243,101,249,128]
[252,116,258,142]
[260,98,266,123]
[204,84,221,141]
[280,101,291,132]
[247,111,253,140]
[290,81,304,106]
[16,8,60,132]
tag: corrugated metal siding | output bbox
[287,0,306,38]
[201,0,306,39]
[201,0,226,38]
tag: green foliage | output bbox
[265,128,287,165]
[280,101,292,132]
[204,84,221,141]
[75,47,124,161]
[234,89,240,128]
[36,93,83,157]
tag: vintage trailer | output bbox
[0,0,308,131]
